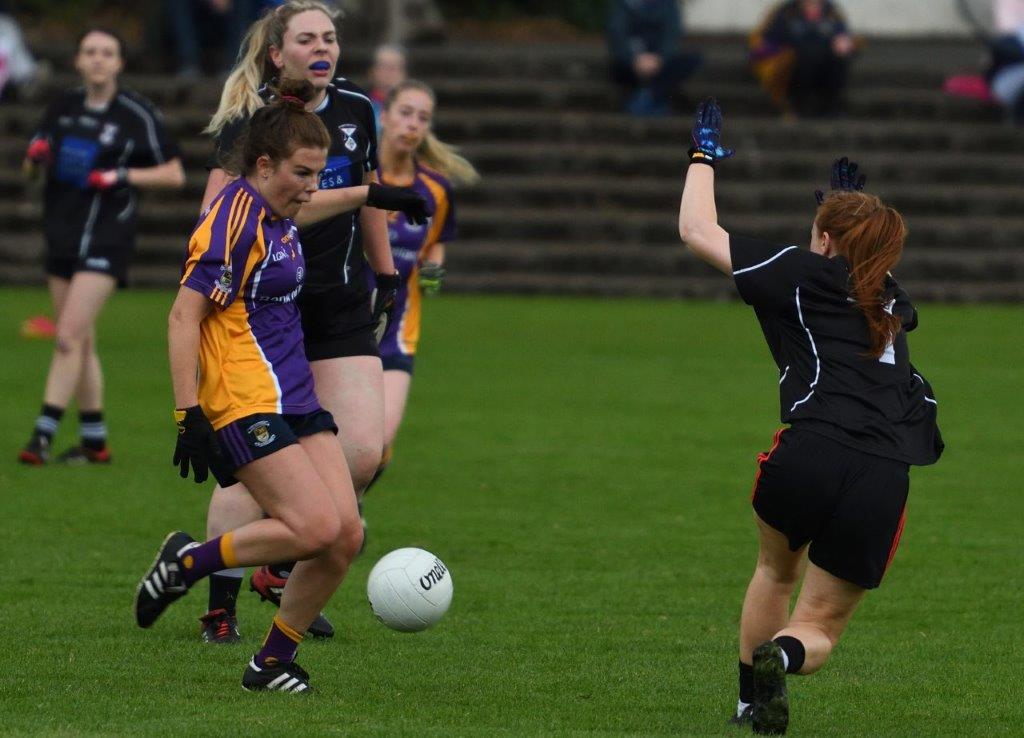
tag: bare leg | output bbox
[277,430,363,628]
[207,482,263,539]
[382,368,412,450]
[47,277,104,412]
[42,272,115,409]
[311,355,384,495]
[775,563,865,674]
[739,514,806,663]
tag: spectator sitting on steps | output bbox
[750,0,857,119]
[607,0,702,117]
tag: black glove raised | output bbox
[366,183,432,225]
[173,405,220,484]
[815,156,867,205]
[688,97,734,167]
[371,271,403,344]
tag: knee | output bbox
[337,516,364,562]
[295,512,342,558]
[54,325,88,355]
[347,445,383,492]
[756,560,800,588]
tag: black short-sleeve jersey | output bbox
[730,234,943,466]
[33,87,179,255]
[210,78,379,305]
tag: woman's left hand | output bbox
[689,98,734,166]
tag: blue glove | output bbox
[688,98,734,167]
[815,156,867,204]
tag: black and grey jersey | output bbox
[33,87,179,255]
[211,77,379,304]
[730,234,943,466]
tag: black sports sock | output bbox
[33,403,64,442]
[79,410,107,451]
[269,563,293,579]
[773,635,806,674]
[739,660,754,704]
[208,573,243,615]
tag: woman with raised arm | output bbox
[135,79,362,694]
[196,0,430,643]
[18,27,184,466]
[678,99,943,734]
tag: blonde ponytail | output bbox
[417,131,480,187]
[384,79,480,187]
[204,0,341,136]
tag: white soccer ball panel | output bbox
[367,547,453,632]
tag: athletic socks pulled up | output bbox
[738,660,754,715]
[773,635,807,674]
[79,410,107,451]
[208,568,245,614]
[179,533,238,586]
[256,615,303,667]
[33,404,64,442]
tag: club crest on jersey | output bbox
[247,420,276,448]
[339,124,359,152]
[217,265,233,291]
[99,123,119,146]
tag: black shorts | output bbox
[298,288,379,361]
[211,409,337,488]
[381,352,414,375]
[45,241,131,287]
[750,426,910,589]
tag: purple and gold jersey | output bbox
[375,163,456,358]
[181,178,319,430]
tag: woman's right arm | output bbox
[167,286,212,409]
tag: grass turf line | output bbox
[1,288,1021,736]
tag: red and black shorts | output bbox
[211,409,337,488]
[750,426,910,589]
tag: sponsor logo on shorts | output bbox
[246,420,276,448]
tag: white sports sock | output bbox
[779,648,790,672]
[737,700,751,717]
[215,568,245,578]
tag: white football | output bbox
[367,547,453,632]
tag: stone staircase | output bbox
[1,36,1022,301]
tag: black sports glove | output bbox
[371,271,402,344]
[366,183,432,225]
[815,156,867,204]
[173,405,220,484]
[688,97,734,167]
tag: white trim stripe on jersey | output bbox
[913,373,939,404]
[332,78,374,108]
[789,287,821,412]
[732,246,798,276]
[248,237,285,413]
[117,94,165,164]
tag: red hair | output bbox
[815,192,907,359]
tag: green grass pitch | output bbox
[1,287,1021,736]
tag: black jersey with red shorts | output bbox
[730,234,943,588]
[33,87,179,285]
[210,78,381,360]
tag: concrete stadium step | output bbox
[29,70,1000,124]
[2,229,1021,285]
[3,105,1018,157]
[29,36,985,84]
[451,144,1024,186]
[3,200,1023,250]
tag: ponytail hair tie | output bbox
[280,95,304,108]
